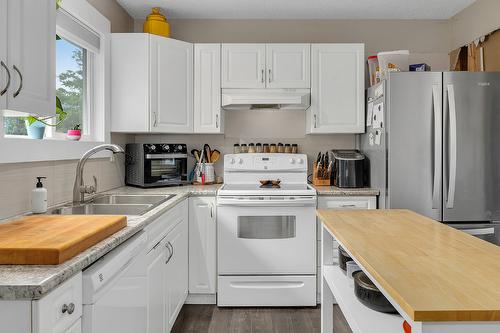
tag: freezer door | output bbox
[387,72,443,220]
[443,72,500,222]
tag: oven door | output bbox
[217,196,317,275]
[143,154,187,185]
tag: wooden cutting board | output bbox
[0,215,127,265]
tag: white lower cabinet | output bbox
[32,272,83,333]
[165,219,189,330]
[317,196,377,303]
[188,197,217,294]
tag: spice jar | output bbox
[240,144,248,153]
[270,144,277,153]
[248,143,256,153]
[292,144,298,154]
[233,144,241,154]
[255,143,263,153]
[263,144,270,153]
[277,143,284,153]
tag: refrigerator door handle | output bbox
[432,84,442,209]
[446,84,457,209]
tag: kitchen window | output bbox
[0,0,111,164]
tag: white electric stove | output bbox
[217,153,317,307]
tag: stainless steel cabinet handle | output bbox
[216,114,219,128]
[165,241,173,264]
[62,303,75,314]
[431,84,442,209]
[153,112,158,127]
[313,114,317,128]
[446,84,457,209]
[13,65,22,98]
[0,61,11,96]
[268,69,272,83]
[340,204,356,208]
[261,69,264,83]
[210,204,213,218]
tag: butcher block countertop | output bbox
[0,215,127,265]
[317,209,500,322]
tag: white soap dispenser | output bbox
[32,177,48,214]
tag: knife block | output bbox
[312,162,331,186]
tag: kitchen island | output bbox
[317,209,500,333]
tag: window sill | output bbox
[0,137,112,164]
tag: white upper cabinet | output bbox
[151,36,193,133]
[222,44,266,88]
[308,44,364,134]
[111,34,193,133]
[194,44,223,134]
[266,44,310,88]
[1,0,55,117]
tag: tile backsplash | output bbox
[0,156,125,220]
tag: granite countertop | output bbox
[0,184,220,301]
[0,183,379,301]
[311,185,379,196]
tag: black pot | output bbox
[353,271,397,314]
[338,246,352,271]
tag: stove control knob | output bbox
[289,158,296,164]
[297,158,304,164]
[229,158,235,164]
[161,144,171,152]
[237,157,244,164]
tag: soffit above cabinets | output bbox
[117,0,475,20]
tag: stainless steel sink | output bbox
[48,194,176,216]
[91,194,174,206]
[50,204,153,216]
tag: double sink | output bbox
[49,194,175,216]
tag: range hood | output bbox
[221,89,310,111]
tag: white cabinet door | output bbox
[194,44,223,134]
[222,44,265,88]
[146,237,167,333]
[189,197,216,294]
[309,44,364,134]
[6,0,55,117]
[165,217,188,331]
[266,44,310,88]
[150,36,193,133]
[0,0,7,113]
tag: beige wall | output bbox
[87,0,134,33]
[450,0,500,50]
[135,18,452,70]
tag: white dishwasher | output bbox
[82,231,148,333]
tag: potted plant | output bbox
[66,124,81,141]
[25,96,67,139]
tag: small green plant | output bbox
[26,96,67,126]
[72,124,81,130]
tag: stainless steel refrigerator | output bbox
[361,72,500,235]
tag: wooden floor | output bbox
[171,304,352,333]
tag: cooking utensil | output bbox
[259,179,281,188]
[353,271,398,313]
[210,150,221,163]
[191,149,201,162]
[204,144,212,163]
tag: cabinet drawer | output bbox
[146,199,186,250]
[32,272,82,333]
[318,196,377,210]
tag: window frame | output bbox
[0,0,112,164]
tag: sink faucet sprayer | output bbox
[73,144,125,203]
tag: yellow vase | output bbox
[143,7,170,38]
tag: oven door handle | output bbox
[145,153,187,159]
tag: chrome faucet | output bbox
[73,144,125,203]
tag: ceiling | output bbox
[117,0,476,20]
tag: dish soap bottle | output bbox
[32,177,47,214]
